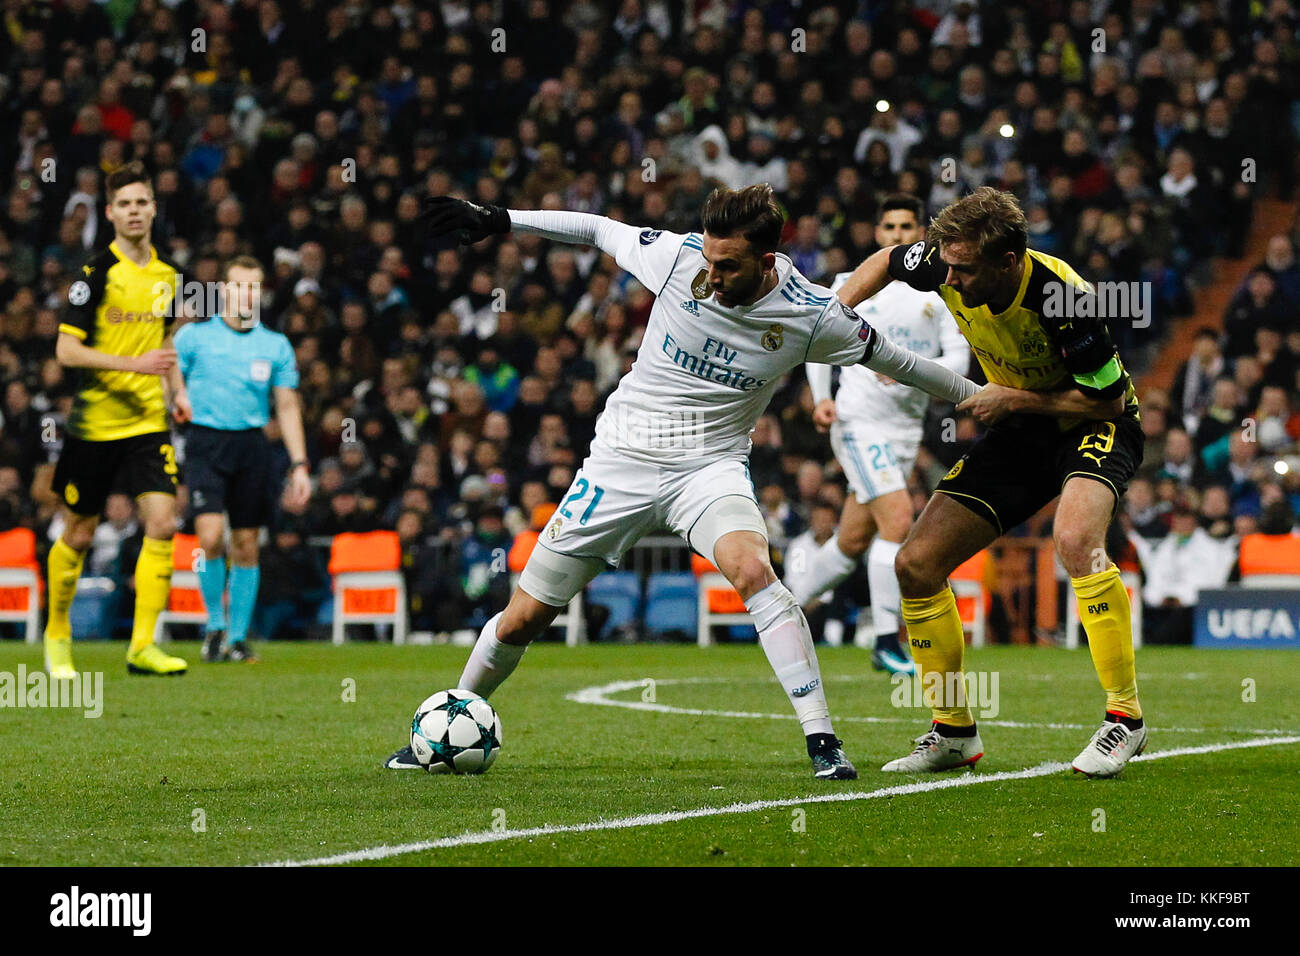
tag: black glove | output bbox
[419,196,511,244]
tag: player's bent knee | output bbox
[723,552,775,600]
[836,523,871,559]
[895,544,941,597]
[1054,528,1102,576]
[62,522,96,553]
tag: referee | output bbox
[174,255,312,662]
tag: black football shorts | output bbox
[936,412,1143,535]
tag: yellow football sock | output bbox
[129,537,174,655]
[44,537,85,644]
[901,586,973,728]
[1072,564,1141,719]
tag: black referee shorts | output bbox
[185,424,275,529]
[936,412,1143,535]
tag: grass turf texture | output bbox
[0,640,1296,867]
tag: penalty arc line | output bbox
[258,735,1300,867]
[565,678,1297,736]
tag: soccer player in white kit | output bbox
[388,185,979,779]
[787,197,969,675]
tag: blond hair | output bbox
[928,186,1028,262]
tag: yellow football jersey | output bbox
[59,242,179,441]
[888,241,1139,425]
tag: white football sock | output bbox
[867,538,902,638]
[787,534,858,607]
[457,613,526,698]
[746,581,834,736]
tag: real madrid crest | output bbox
[546,518,563,541]
[691,268,710,300]
[761,323,784,352]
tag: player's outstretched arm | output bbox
[420,196,673,290]
[957,383,1126,425]
[420,196,638,254]
[836,246,896,308]
[860,328,979,406]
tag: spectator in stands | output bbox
[1128,499,1236,644]
[1222,269,1287,359]
[1193,379,1242,456]
[1169,328,1225,434]
[1155,427,1196,485]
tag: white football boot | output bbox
[1072,720,1147,778]
[881,726,984,772]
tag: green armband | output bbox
[1073,355,1123,392]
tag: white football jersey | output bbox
[807,272,969,431]
[587,227,871,464]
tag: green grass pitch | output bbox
[1,640,1296,867]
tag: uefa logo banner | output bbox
[1194,588,1300,649]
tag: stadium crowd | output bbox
[0,0,1297,641]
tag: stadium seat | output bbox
[0,527,43,641]
[690,553,749,647]
[1064,571,1143,649]
[69,577,119,640]
[153,533,207,642]
[585,571,642,636]
[1238,532,1300,588]
[949,550,991,648]
[328,531,408,644]
[644,572,698,637]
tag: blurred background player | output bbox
[386,185,980,780]
[174,256,312,662]
[45,161,189,678]
[791,195,969,675]
[839,187,1147,778]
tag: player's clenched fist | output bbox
[812,398,836,432]
[419,196,511,244]
[132,348,177,375]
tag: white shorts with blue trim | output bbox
[829,418,920,504]
[537,439,764,569]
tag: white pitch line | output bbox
[566,677,1298,736]
[260,735,1300,867]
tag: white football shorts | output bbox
[535,440,764,570]
[829,417,921,504]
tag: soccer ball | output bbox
[410,689,502,774]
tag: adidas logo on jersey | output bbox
[679,299,700,316]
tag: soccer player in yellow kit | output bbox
[45,161,191,677]
[838,187,1146,777]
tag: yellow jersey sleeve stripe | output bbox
[58,323,88,341]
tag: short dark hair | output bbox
[1260,500,1296,535]
[105,161,152,200]
[223,254,264,281]
[700,183,785,254]
[877,194,924,224]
